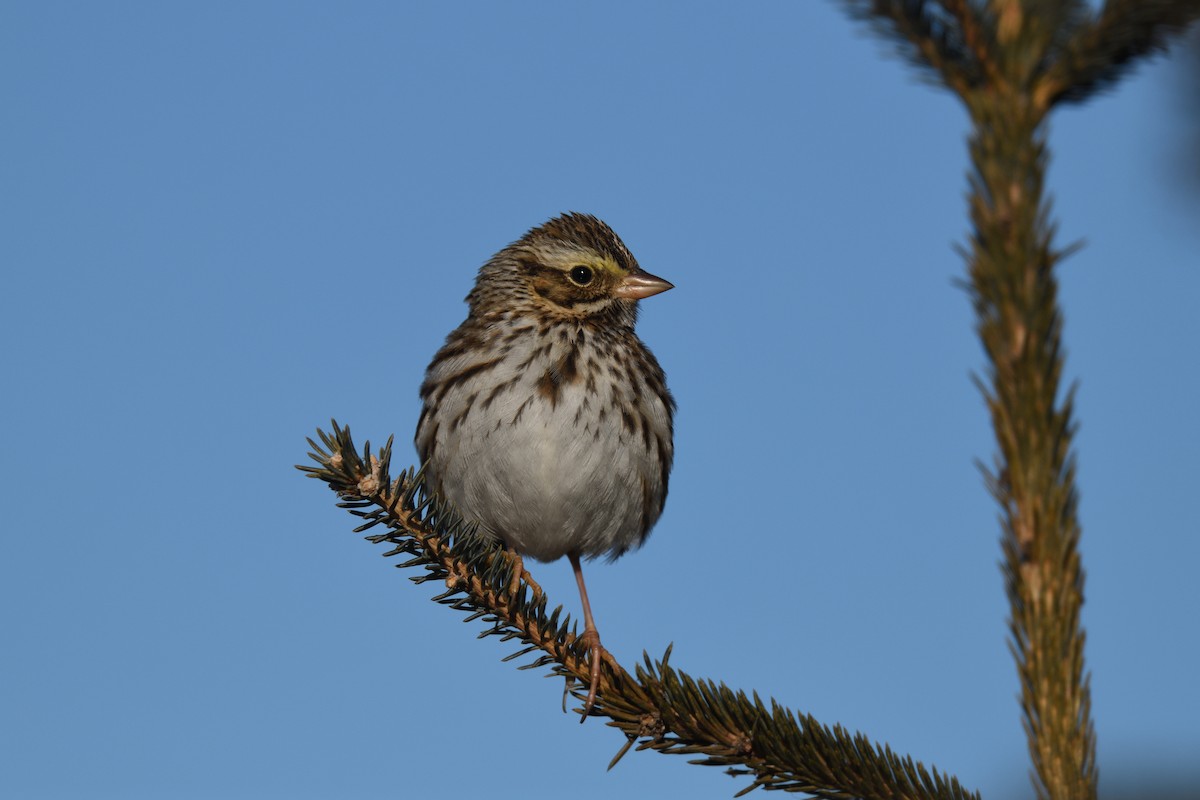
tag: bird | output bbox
[415,212,675,717]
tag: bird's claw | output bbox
[579,628,605,722]
[505,549,544,601]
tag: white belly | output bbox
[440,378,651,560]
[420,326,670,562]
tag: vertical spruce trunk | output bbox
[965,88,1097,800]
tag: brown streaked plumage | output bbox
[415,213,675,718]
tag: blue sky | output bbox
[2,3,1197,799]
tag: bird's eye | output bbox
[568,265,594,286]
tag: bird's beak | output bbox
[614,270,674,300]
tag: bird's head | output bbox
[469,213,673,327]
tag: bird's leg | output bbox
[569,552,608,721]
[507,547,543,601]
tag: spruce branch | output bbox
[299,421,981,800]
[841,0,985,94]
[1041,0,1200,106]
[940,0,1000,83]
[962,89,1096,800]
[840,2,1111,798]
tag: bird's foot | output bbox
[578,627,606,722]
[506,549,543,601]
